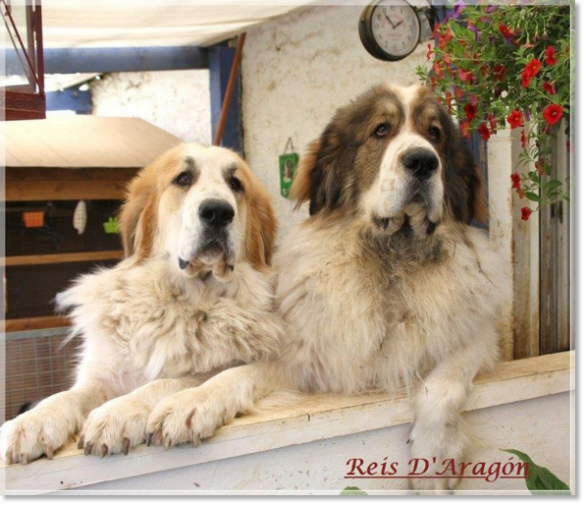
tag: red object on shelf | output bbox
[2,0,45,121]
[22,211,45,228]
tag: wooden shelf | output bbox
[2,315,70,333]
[2,250,123,267]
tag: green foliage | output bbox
[503,449,570,494]
[416,1,572,219]
[340,486,368,495]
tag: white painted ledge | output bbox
[1,351,574,494]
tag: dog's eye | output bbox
[173,171,192,187]
[374,123,389,138]
[429,126,441,141]
[229,176,243,192]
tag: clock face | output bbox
[370,0,420,60]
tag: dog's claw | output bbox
[192,435,201,448]
[100,444,108,458]
[20,454,29,465]
[45,444,54,460]
[77,436,85,450]
[164,436,172,450]
[122,438,130,456]
[84,443,93,456]
[146,433,153,447]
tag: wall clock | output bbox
[359,0,432,62]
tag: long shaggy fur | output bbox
[0,144,284,463]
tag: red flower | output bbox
[521,207,532,221]
[426,43,433,60]
[464,102,478,121]
[493,64,506,81]
[454,86,463,100]
[543,81,556,95]
[499,23,513,39]
[524,59,541,78]
[478,122,491,141]
[488,113,498,133]
[543,104,563,125]
[521,69,532,88]
[521,130,527,148]
[545,46,557,65]
[458,68,474,83]
[511,173,521,190]
[433,62,444,78]
[507,110,523,129]
[460,121,470,138]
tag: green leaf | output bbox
[340,487,368,496]
[525,191,541,202]
[502,449,570,494]
[543,180,563,191]
[528,171,541,184]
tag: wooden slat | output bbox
[3,316,70,333]
[2,250,123,267]
[4,180,129,202]
[6,167,139,182]
[0,351,574,493]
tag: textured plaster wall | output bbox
[91,69,211,144]
[241,5,428,233]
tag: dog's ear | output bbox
[440,112,489,225]
[243,169,278,269]
[291,130,347,216]
[119,169,158,260]
[290,139,320,210]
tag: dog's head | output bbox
[291,84,487,233]
[120,144,277,274]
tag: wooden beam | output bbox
[209,44,243,153]
[2,315,70,333]
[2,250,123,267]
[4,180,128,201]
[44,46,209,74]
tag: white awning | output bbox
[41,0,318,49]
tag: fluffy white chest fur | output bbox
[274,218,507,395]
[57,258,283,395]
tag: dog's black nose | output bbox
[199,199,235,227]
[402,149,439,180]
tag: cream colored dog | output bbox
[0,144,283,463]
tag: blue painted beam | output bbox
[46,89,92,114]
[44,46,208,74]
[209,44,242,153]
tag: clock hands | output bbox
[383,11,404,30]
[383,11,397,29]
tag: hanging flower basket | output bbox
[416,1,572,220]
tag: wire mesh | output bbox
[3,331,81,421]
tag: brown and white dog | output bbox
[130,84,506,493]
[0,144,283,463]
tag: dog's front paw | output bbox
[80,397,149,457]
[146,388,233,450]
[0,401,77,464]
